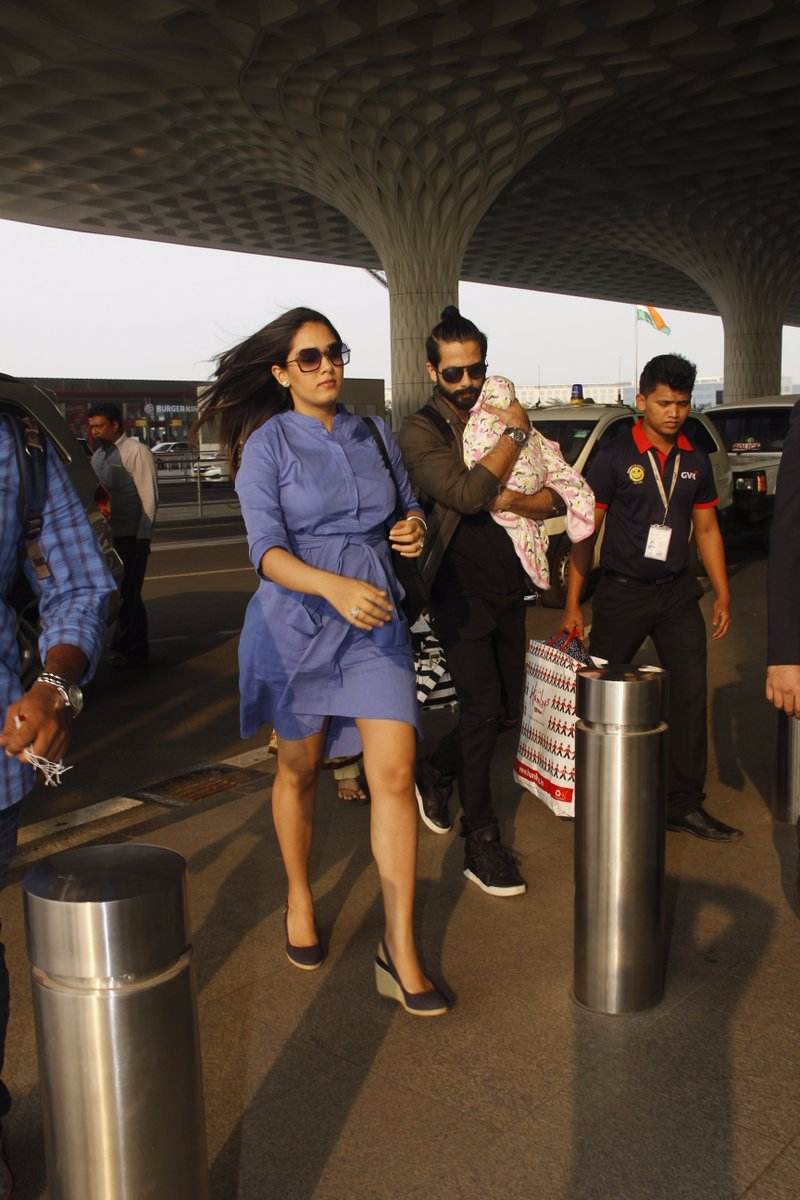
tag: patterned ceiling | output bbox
[0,1,798,323]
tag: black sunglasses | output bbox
[438,361,486,385]
[286,342,350,372]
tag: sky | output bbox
[2,217,799,389]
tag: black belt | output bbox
[603,569,684,587]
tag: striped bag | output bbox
[411,617,458,711]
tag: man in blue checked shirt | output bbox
[0,413,115,1196]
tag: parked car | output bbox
[705,396,797,531]
[527,403,733,606]
[151,440,190,455]
[0,376,123,684]
[190,458,231,484]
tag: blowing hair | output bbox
[192,307,342,474]
[639,354,697,398]
[426,305,488,368]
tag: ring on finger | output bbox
[349,606,360,618]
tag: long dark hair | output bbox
[193,306,343,473]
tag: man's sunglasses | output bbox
[438,361,486,385]
[286,342,350,372]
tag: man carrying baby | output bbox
[398,306,565,896]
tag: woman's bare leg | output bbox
[357,718,430,993]
[273,728,326,947]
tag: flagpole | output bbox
[634,305,639,395]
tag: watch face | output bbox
[67,684,84,715]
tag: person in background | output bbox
[0,410,115,1197]
[562,353,741,842]
[196,306,447,1017]
[88,403,158,668]
[765,398,800,900]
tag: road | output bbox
[19,507,771,828]
[21,494,259,824]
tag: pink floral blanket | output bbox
[461,376,595,588]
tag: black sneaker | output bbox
[415,759,453,834]
[463,831,526,896]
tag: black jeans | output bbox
[427,590,526,835]
[588,570,708,820]
[0,802,21,1119]
[112,537,151,660]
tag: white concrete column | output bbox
[718,296,785,403]
[382,253,461,428]
[664,229,796,404]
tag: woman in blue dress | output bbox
[198,307,448,1017]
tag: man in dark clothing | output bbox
[88,403,158,666]
[562,353,741,841]
[765,399,800,898]
[398,306,566,896]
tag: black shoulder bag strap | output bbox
[362,416,429,623]
[416,402,454,442]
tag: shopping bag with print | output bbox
[514,631,601,818]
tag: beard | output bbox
[436,382,481,411]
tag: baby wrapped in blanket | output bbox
[462,375,595,588]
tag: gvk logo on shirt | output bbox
[680,471,698,480]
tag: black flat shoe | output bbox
[284,907,324,971]
[374,941,449,1017]
[667,807,743,842]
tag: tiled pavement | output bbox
[2,581,799,1199]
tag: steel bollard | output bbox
[773,711,800,824]
[23,844,208,1200]
[574,665,668,1015]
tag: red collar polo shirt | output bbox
[585,418,719,582]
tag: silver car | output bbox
[705,396,797,530]
[527,403,733,605]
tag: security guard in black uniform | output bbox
[562,353,742,841]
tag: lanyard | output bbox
[646,450,680,523]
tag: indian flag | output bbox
[636,305,671,335]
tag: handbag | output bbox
[411,615,458,710]
[363,417,429,623]
[514,631,600,818]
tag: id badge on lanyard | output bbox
[644,452,680,562]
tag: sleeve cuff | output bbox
[249,535,289,572]
[693,499,719,509]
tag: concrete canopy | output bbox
[1,1,799,416]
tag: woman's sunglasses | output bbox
[438,361,486,385]
[286,342,350,372]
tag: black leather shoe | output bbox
[667,807,743,841]
[414,759,453,834]
[284,907,324,971]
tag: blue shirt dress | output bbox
[235,406,420,757]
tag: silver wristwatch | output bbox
[35,672,84,716]
[502,426,529,447]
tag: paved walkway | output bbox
[2,564,799,1199]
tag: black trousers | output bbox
[427,589,526,835]
[588,570,708,820]
[112,536,151,660]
